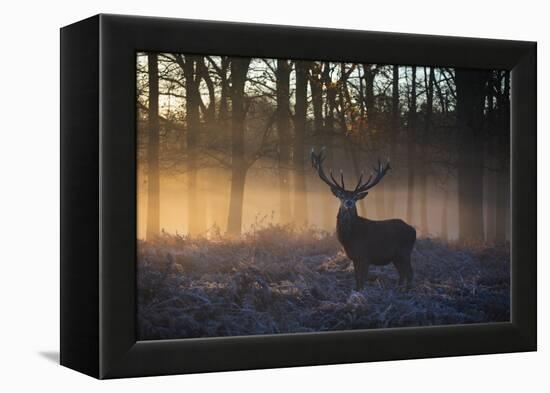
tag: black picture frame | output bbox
[60,14,537,379]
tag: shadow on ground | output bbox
[38,351,59,364]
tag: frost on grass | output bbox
[137,225,510,340]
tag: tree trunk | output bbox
[364,65,385,219]
[310,62,332,229]
[495,169,509,243]
[226,58,251,236]
[419,67,434,236]
[276,59,292,225]
[495,71,510,243]
[321,147,336,231]
[347,141,366,216]
[387,65,399,217]
[146,53,160,240]
[226,168,246,236]
[406,66,417,225]
[183,55,205,236]
[198,58,216,123]
[320,62,346,230]
[358,65,365,125]
[323,62,336,133]
[441,180,449,241]
[211,57,230,232]
[310,62,324,134]
[456,68,488,242]
[338,63,347,132]
[218,57,230,126]
[485,72,497,243]
[293,61,309,227]
[364,64,377,128]
[198,57,217,234]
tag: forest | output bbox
[137,54,510,242]
[136,53,511,339]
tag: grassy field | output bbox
[137,225,510,340]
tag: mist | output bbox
[136,53,510,244]
[137,144,509,242]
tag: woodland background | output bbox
[137,54,511,242]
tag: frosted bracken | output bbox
[137,226,510,340]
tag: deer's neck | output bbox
[336,206,360,244]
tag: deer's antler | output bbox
[354,158,391,196]
[310,148,346,192]
[312,148,391,196]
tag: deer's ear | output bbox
[355,191,368,200]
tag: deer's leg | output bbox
[353,261,361,291]
[404,256,414,289]
[353,260,367,290]
[398,269,405,286]
[394,256,413,290]
[394,258,407,287]
[361,262,370,288]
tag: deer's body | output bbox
[311,148,416,290]
[337,205,416,289]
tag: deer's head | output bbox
[311,148,391,212]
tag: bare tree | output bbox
[310,62,324,134]
[276,59,292,224]
[365,65,386,219]
[456,68,489,242]
[387,65,400,217]
[323,62,337,133]
[293,61,309,226]
[310,62,335,229]
[418,67,435,236]
[146,53,160,240]
[178,55,206,236]
[495,71,510,243]
[226,58,252,235]
[406,66,417,224]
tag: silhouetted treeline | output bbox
[137,53,510,243]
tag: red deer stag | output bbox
[311,149,416,290]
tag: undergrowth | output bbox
[137,225,510,340]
